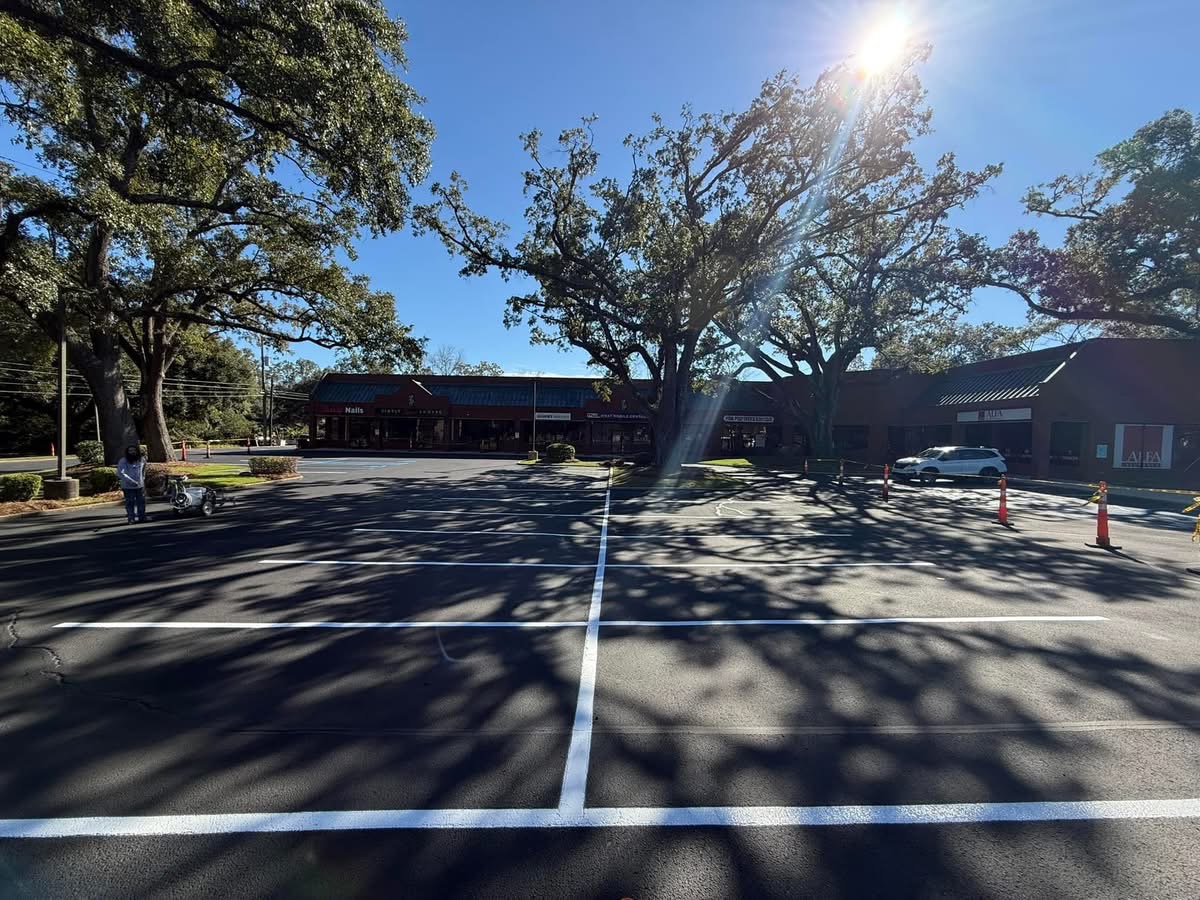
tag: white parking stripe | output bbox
[256,559,936,571]
[53,621,587,630]
[3,798,1198,837]
[599,615,1109,627]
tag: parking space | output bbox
[2,454,1198,895]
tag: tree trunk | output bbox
[135,312,178,463]
[67,335,140,464]
[652,341,686,475]
[807,369,841,458]
[140,377,175,462]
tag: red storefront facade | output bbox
[309,339,1199,486]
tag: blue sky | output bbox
[4,1,1198,375]
[367,0,1198,375]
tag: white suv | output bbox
[892,446,1007,485]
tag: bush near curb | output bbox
[145,463,171,496]
[545,442,576,463]
[75,440,104,466]
[248,456,298,476]
[0,473,43,501]
[88,467,120,493]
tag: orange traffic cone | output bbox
[180,440,187,461]
[1095,481,1111,548]
[997,474,1009,526]
[882,464,890,503]
[803,458,809,478]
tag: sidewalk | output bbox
[1006,475,1197,513]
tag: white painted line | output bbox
[434,496,603,505]
[257,559,935,571]
[399,509,842,521]
[53,621,587,631]
[355,527,852,540]
[603,561,937,570]
[400,509,596,519]
[258,558,596,569]
[4,798,1198,837]
[559,475,612,815]
[354,527,594,539]
[599,615,1110,627]
[594,532,857,539]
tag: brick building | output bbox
[308,338,1198,485]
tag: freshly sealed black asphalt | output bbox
[2,455,1198,898]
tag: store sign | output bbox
[586,412,647,420]
[1113,424,1174,469]
[343,406,366,415]
[723,415,774,424]
[956,407,1032,423]
[534,411,572,422]
[377,407,443,417]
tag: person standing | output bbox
[117,445,149,524]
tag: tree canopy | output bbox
[418,50,944,469]
[987,109,1199,338]
[716,152,998,454]
[0,0,432,460]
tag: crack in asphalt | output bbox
[5,610,64,680]
[4,609,170,714]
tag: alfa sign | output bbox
[1113,424,1174,469]
[956,407,1032,423]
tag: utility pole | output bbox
[268,377,275,446]
[94,403,101,442]
[259,339,267,444]
[56,291,66,480]
[44,290,79,499]
[531,378,537,451]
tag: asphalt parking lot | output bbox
[2,454,1198,898]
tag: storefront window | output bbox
[347,417,373,448]
[1049,422,1084,466]
[833,425,869,453]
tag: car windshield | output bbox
[916,448,944,459]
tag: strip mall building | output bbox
[308,338,1198,485]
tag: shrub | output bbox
[88,467,120,493]
[75,440,104,466]
[0,473,42,502]
[145,463,171,496]
[248,455,298,476]
[545,442,576,463]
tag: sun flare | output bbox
[856,8,911,75]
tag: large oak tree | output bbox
[417,51,943,470]
[987,109,1199,338]
[717,155,999,455]
[0,0,431,461]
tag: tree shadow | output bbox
[1,462,1198,897]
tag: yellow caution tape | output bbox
[1083,492,1101,505]
[1184,496,1200,514]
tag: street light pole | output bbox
[531,378,537,451]
[43,289,79,500]
[56,291,66,481]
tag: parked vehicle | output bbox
[892,446,1007,485]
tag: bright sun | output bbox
[856,8,910,75]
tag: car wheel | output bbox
[980,466,1000,478]
[200,494,215,516]
[918,469,939,486]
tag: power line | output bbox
[0,153,60,178]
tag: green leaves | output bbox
[991,109,1200,337]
